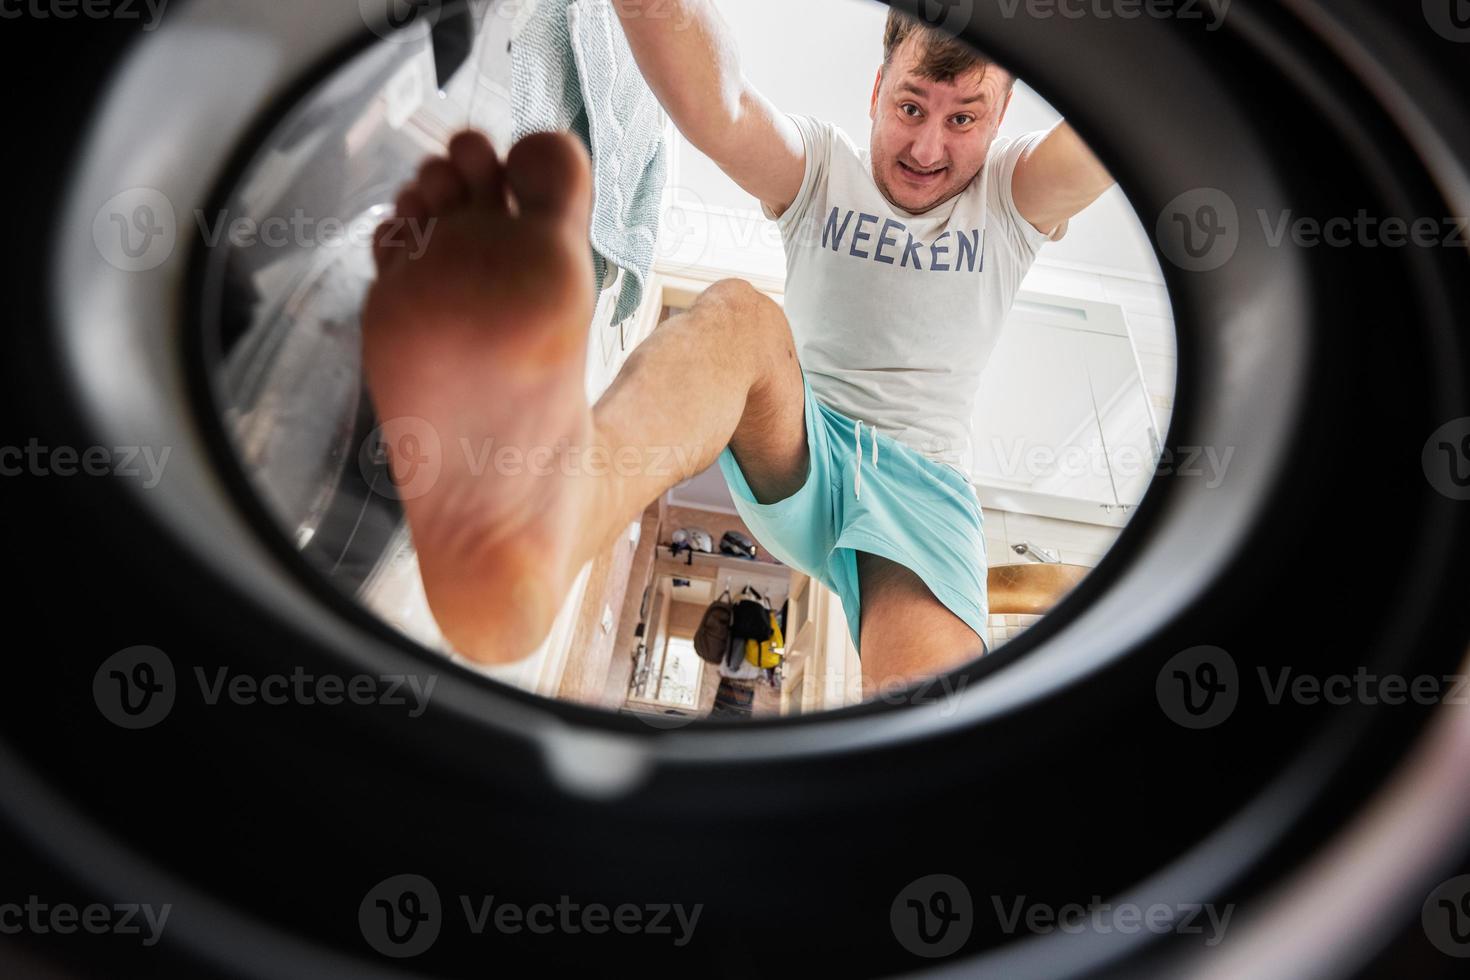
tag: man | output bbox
[360,4,1114,692]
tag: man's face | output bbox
[869,38,1013,214]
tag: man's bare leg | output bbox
[362,129,806,665]
[855,553,987,698]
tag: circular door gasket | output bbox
[4,0,1469,977]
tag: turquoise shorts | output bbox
[717,373,989,656]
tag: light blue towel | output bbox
[511,0,669,326]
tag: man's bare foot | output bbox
[362,130,598,665]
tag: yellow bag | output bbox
[745,612,785,668]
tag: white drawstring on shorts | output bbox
[853,419,880,501]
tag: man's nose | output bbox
[910,120,945,168]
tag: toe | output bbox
[448,130,507,210]
[394,185,430,226]
[415,156,468,214]
[505,131,591,226]
[372,218,408,273]
[377,187,430,272]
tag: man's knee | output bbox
[697,279,794,354]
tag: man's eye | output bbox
[953,115,975,127]
[901,103,921,118]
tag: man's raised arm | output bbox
[1011,121,1116,238]
[612,0,806,217]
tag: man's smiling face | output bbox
[868,33,1013,215]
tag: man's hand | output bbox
[612,0,806,216]
[1011,121,1116,239]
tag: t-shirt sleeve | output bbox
[989,130,1069,256]
[761,113,833,235]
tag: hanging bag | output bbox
[693,588,735,665]
[731,584,773,643]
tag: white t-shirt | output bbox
[764,115,1064,480]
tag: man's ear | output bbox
[998,85,1014,126]
[870,67,883,121]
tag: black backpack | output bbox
[731,598,773,643]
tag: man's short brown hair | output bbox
[882,9,1013,89]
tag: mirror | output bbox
[200,0,1176,721]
